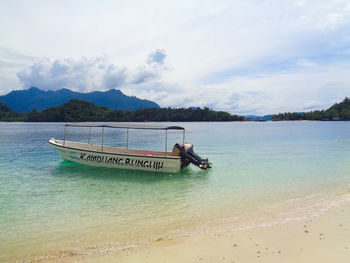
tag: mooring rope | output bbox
[9,141,47,162]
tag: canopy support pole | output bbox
[183,130,185,144]
[88,127,91,144]
[165,130,168,155]
[101,127,104,152]
[63,125,66,146]
[126,128,129,149]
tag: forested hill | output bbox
[0,99,244,122]
[0,102,24,121]
[0,87,160,113]
[272,98,350,121]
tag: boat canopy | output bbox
[65,123,185,130]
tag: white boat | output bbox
[49,123,211,173]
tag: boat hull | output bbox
[49,140,182,173]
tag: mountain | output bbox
[0,87,160,113]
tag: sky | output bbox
[1,0,350,115]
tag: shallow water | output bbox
[1,121,350,262]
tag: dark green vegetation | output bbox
[0,103,24,121]
[0,99,244,122]
[0,87,159,112]
[2,95,349,122]
[272,98,350,121]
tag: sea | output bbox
[1,121,350,262]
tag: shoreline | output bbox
[38,199,350,263]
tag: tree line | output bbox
[0,99,244,122]
[272,98,350,121]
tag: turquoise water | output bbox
[1,122,350,262]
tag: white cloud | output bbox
[0,47,37,94]
[103,65,127,90]
[147,49,166,65]
[122,59,350,115]
[15,51,166,93]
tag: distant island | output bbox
[0,87,159,112]
[0,99,244,122]
[0,86,349,122]
[272,98,350,121]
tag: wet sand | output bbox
[45,201,350,263]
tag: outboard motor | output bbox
[173,143,212,170]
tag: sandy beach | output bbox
[41,200,350,263]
